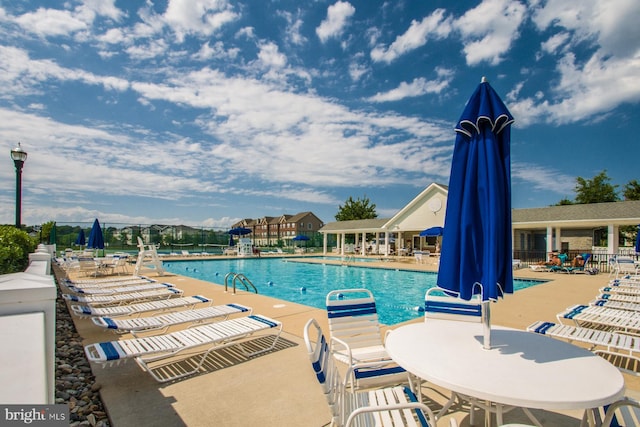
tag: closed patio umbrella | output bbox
[635,225,640,254]
[437,77,514,349]
[87,219,105,250]
[75,229,86,247]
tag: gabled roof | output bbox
[319,218,391,233]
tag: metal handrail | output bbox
[224,272,258,294]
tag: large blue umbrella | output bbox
[87,219,105,250]
[635,225,640,254]
[292,235,310,241]
[75,229,86,246]
[437,78,514,348]
[228,234,235,247]
[419,226,444,237]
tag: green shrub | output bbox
[0,225,38,274]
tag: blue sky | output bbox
[0,0,638,228]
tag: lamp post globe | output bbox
[10,142,27,229]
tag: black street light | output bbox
[10,142,27,229]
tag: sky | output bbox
[0,0,638,229]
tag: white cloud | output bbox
[278,9,307,46]
[367,68,454,102]
[455,0,526,66]
[257,41,287,69]
[163,0,239,43]
[511,0,640,126]
[370,9,451,63]
[316,1,355,43]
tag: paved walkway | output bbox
[57,256,640,426]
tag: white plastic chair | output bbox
[303,318,437,427]
[602,397,640,426]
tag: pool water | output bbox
[163,257,545,325]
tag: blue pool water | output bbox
[163,257,545,325]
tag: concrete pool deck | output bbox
[57,255,640,426]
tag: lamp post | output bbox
[10,143,27,229]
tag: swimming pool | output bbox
[162,257,545,325]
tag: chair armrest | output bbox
[330,336,354,366]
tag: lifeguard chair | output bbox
[134,237,165,276]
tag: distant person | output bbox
[572,255,584,267]
[538,253,561,267]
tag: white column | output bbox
[361,232,366,256]
[341,233,346,255]
[384,231,390,256]
[608,224,619,255]
[323,233,327,255]
[546,226,553,254]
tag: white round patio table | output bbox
[385,320,625,425]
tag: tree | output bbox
[335,195,377,221]
[623,180,640,201]
[574,170,619,204]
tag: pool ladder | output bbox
[224,272,258,294]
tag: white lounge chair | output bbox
[62,287,183,306]
[71,295,212,318]
[85,314,282,382]
[557,304,640,333]
[63,277,152,289]
[527,321,640,372]
[91,303,252,335]
[64,275,146,286]
[66,281,176,295]
[303,318,437,427]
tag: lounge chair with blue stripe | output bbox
[91,303,252,335]
[63,275,147,286]
[62,287,183,306]
[84,314,282,382]
[527,321,640,373]
[70,295,212,318]
[557,304,640,333]
[591,298,640,312]
[63,277,154,290]
[66,281,177,295]
[598,292,640,304]
[600,285,640,297]
[303,318,437,427]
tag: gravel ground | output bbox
[55,282,111,427]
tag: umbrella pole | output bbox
[482,301,491,350]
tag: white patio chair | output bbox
[85,314,281,382]
[614,257,639,279]
[326,288,391,366]
[602,397,640,426]
[303,318,437,427]
[326,289,409,391]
